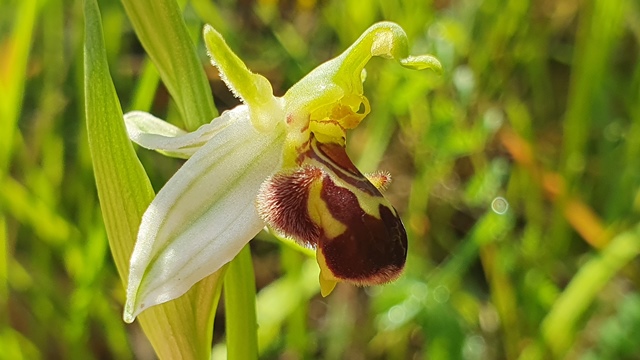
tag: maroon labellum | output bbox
[257,133,408,292]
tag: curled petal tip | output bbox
[283,21,442,136]
[400,55,443,73]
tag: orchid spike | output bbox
[122,22,441,323]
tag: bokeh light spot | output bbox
[491,197,509,214]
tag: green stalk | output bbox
[224,245,259,360]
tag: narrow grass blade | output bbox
[0,0,38,173]
[119,0,217,130]
[541,226,640,357]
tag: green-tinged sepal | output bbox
[125,111,230,159]
[203,25,283,132]
[123,107,286,323]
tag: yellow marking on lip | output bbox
[307,175,347,240]
[352,190,385,219]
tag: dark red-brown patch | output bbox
[318,177,408,284]
[315,140,359,174]
[303,135,381,196]
[257,167,322,247]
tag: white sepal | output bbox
[124,110,236,159]
[123,105,285,322]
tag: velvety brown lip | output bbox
[318,175,407,284]
[258,131,408,285]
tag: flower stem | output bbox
[224,244,258,359]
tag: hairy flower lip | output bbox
[122,21,441,322]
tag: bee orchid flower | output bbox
[123,22,441,323]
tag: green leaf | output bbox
[119,0,217,130]
[541,225,640,357]
[83,0,223,358]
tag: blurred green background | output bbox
[2,0,640,359]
